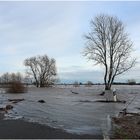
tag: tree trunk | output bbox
[36,82,39,88]
[105,84,111,90]
[104,83,117,101]
[105,90,114,101]
[40,84,45,87]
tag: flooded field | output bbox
[0,85,140,136]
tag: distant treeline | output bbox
[57,82,139,86]
[113,82,139,85]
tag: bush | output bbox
[7,81,27,93]
[73,81,79,87]
[85,81,93,87]
[127,79,136,85]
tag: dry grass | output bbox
[112,115,140,139]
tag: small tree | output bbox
[85,81,93,87]
[24,55,57,87]
[84,14,136,90]
[127,79,136,85]
[73,81,79,87]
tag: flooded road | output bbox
[0,85,140,135]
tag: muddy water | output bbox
[0,85,140,135]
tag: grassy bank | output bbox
[112,114,140,139]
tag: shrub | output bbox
[73,81,79,87]
[85,81,93,87]
[127,79,136,85]
[7,81,27,93]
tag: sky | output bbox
[0,1,140,83]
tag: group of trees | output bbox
[0,14,136,91]
[73,81,94,87]
[0,72,26,93]
[0,72,23,85]
[0,54,57,88]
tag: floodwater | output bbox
[0,85,140,135]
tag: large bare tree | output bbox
[84,14,136,90]
[24,55,57,87]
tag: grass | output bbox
[112,115,140,139]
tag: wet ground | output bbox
[0,85,140,136]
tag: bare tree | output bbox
[0,72,23,84]
[84,14,136,90]
[10,72,23,82]
[73,81,79,87]
[85,81,93,87]
[24,55,57,87]
[0,72,10,84]
[0,72,26,93]
[127,79,136,85]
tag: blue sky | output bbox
[0,1,140,83]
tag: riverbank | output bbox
[0,119,103,139]
[111,113,140,139]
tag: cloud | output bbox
[0,1,139,83]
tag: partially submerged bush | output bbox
[7,81,27,93]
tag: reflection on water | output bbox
[0,85,140,135]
